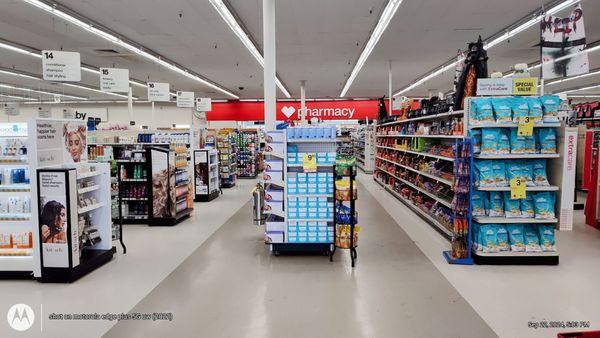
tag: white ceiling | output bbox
[0,0,599,101]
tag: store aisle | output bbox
[105,182,497,338]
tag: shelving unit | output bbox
[374,105,464,241]
[330,166,358,267]
[0,123,33,277]
[236,129,259,178]
[217,129,238,188]
[193,148,220,202]
[352,125,375,173]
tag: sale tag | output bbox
[302,153,317,172]
[510,178,526,199]
[513,77,538,96]
[517,117,534,137]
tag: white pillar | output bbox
[388,60,393,112]
[263,0,276,131]
[151,101,155,130]
[128,87,134,123]
[300,80,306,125]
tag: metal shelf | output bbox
[377,110,465,126]
[474,153,560,159]
[0,184,30,192]
[78,185,100,194]
[468,122,561,128]
[375,156,453,186]
[475,186,559,192]
[473,216,558,224]
[376,167,452,208]
[375,145,455,162]
[376,134,464,139]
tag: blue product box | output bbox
[308,225,318,232]
[308,208,317,216]
[287,184,297,194]
[309,128,317,138]
[298,231,308,240]
[288,235,297,243]
[307,197,317,206]
[307,173,317,182]
[287,154,297,164]
[297,186,307,194]
[308,211,317,218]
[298,222,308,231]
[317,172,327,178]
[298,198,308,207]
[287,128,295,140]
[288,207,298,217]
[307,183,317,193]
[308,187,317,194]
[302,128,310,139]
[316,127,324,138]
[288,173,297,183]
[308,235,318,243]
[298,207,308,218]
[329,127,337,139]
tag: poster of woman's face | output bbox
[40,200,67,244]
[63,122,87,163]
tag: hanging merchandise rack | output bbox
[330,164,358,267]
[236,129,259,178]
[217,129,238,188]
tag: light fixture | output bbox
[0,66,134,99]
[21,0,239,99]
[0,93,37,101]
[0,82,87,100]
[0,40,41,58]
[546,68,600,86]
[394,0,579,96]
[340,0,404,97]
[557,83,600,94]
[567,94,600,98]
[208,0,290,98]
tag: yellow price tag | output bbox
[513,77,538,96]
[517,117,534,137]
[302,153,317,172]
[509,178,526,200]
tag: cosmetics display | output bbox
[236,129,259,178]
[217,129,238,188]
[194,149,220,202]
[352,125,375,174]
[0,123,33,275]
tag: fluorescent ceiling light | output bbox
[556,83,600,94]
[21,0,239,99]
[568,94,600,98]
[340,0,404,97]
[0,41,41,58]
[208,0,290,98]
[546,68,600,86]
[0,82,87,100]
[0,93,37,101]
[0,67,134,99]
[394,0,578,96]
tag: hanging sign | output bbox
[41,50,81,82]
[147,82,170,102]
[541,4,589,80]
[513,78,538,96]
[99,68,129,93]
[302,153,317,172]
[195,98,212,112]
[509,178,526,199]
[38,107,51,118]
[36,119,88,166]
[177,91,195,108]
[517,117,534,136]
[476,78,513,96]
[3,103,20,116]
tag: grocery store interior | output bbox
[1,0,600,337]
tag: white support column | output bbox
[263,0,276,131]
[388,60,393,112]
[151,102,155,130]
[128,87,133,124]
[300,80,306,125]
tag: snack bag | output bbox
[525,97,543,123]
[492,161,507,187]
[540,95,561,122]
[538,225,556,252]
[475,160,495,187]
[524,225,542,252]
[503,191,522,218]
[522,161,535,187]
[507,224,525,252]
[497,129,510,154]
[472,222,481,251]
[510,128,527,154]
[496,225,510,251]
[506,161,530,186]
[524,135,536,154]
[470,129,482,154]
[520,193,535,218]
[473,97,494,123]
[472,191,489,216]
[534,192,556,219]
[481,128,499,154]
[510,97,529,122]
[532,159,550,186]
[470,99,481,125]
[492,98,513,124]
[488,192,505,217]
[537,128,557,154]
[481,225,499,253]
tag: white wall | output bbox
[1,102,237,129]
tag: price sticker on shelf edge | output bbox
[510,178,526,199]
[517,117,534,137]
[302,153,317,172]
[99,68,129,93]
[42,50,81,81]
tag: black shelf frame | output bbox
[329,165,358,267]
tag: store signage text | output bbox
[41,50,81,82]
[100,68,129,93]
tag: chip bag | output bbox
[510,97,529,123]
[472,190,489,217]
[525,97,543,123]
[492,161,507,187]
[492,98,513,124]
[503,191,522,218]
[497,129,510,154]
[475,160,495,187]
[537,128,557,154]
[520,193,535,218]
[538,225,556,252]
[507,224,525,252]
[524,225,542,252]
[540,95,561,122]
[481,128,499,154]
[534,192,556,220]
[489,191,505,217]
[481,225,499,253]
[473,97,494,123]
[470,129,482,154]
[496,225,510,251]
[531,159,550,186]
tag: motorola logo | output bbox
[7,303,35,331]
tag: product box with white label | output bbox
[265,200,283,213]
[266,221,285,232]
[266,231,284,243]
[263,170,283,181]
[264,142,284,154]
[265,160,283,171]
[265,131,284,143]
[265,189,284,201]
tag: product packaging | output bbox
[503,191,522,218]
[540,95,561,122]
[507,224,525,252]
[496,225,510,251]
[481,129,499,155]
[538,225,556,252]
[510,97,530,122]
[488,191,505,217]
[524,225,542,252]
[491,98,513,124]
[533,192,556,220]
[472,190,489,216]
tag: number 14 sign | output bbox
[42,50,81,82]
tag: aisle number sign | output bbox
[147,82,171,102]
[195,98,212,112]
[302,153,317,172]
[510,178,526,199]
[100,68,129,93]
[176,91,195,108]
[42,50,81,81]
[517,117,534,136]
[513,78,538,96]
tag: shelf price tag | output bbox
[302,153,317,172]
[509,178,526,199]
[517,117,534,137]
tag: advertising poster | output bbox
[541,4,589,79]
[36,120,88,167]
[151,149,175,218]
[194,151,208,195]
[38,171,71,268]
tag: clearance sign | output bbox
[206,100,383,121]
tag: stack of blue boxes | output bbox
[287,126,337,139]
